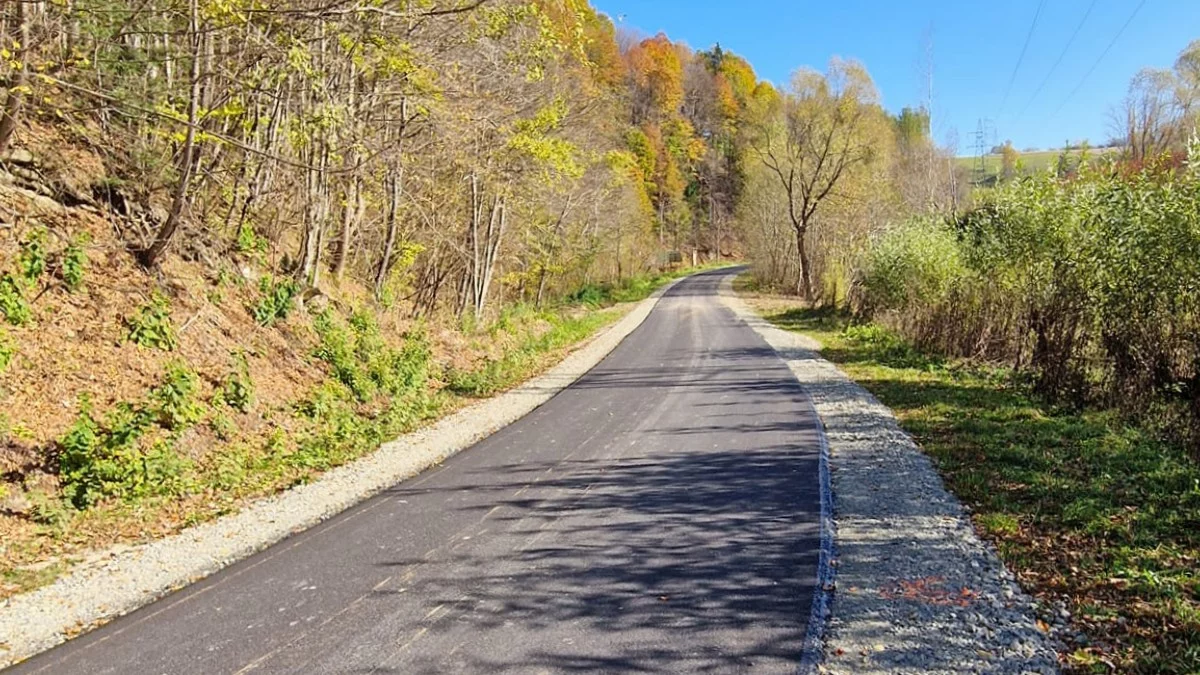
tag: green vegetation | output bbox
[450,266,702,397]
[0,273,31,326]
[213,354,254,413]
[566,266,716,307]
[0,329,14,372]
[18,227,48,284]
[125,295,178,351]
[58,363,203,508]
[312,309,431,404]
[61,234,90,291]
[250,276,299,326]
[762,308,1200,673]
[857,150,1200,453]
[447,306,616,397]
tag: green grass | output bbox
[446,263,721,397]
[760,304,1200,674]
[955,147,1119,182]
[566,263,727,307]
[446,306,618,397]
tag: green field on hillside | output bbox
[956,147,1119,182]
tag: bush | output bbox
[148,362,205,430]
[58,401,189,508]
[126,294,178,350]
[0,329,14,372]
[250,276,299,326]
[0,273,31,326]
[312,309,431,404]
[859,219,967,312]
[235,223,267,254]
[215,353,254,412]
[58,364,204,508]
[855,153,1200,449]
[61,234,90,291]
[18,227,48,284]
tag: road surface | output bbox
[11,269,822,674]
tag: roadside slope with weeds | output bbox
[0,175,701,604]
[743,293,1200,674]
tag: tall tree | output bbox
[749,59,879,300]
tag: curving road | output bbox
[10,269,821,674]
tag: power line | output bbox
[1015,0,1099,120]
[1050,0,1149,119]
[1000,0,1048,112]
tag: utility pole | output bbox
[973,118,995,185]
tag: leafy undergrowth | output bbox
[0,243,694,601]
[445,306,618,397]
[749,298,1200,674]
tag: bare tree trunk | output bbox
[298,146,328,286]
[333,170,360,280]
[0,0,34,156]
[374,168,401,296]
[476,195,505,316]
[375,98,408,297]
[795,225,813,301]
[140,0,202,267]
[332,62,359,281]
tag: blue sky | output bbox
[590,0,1200,154]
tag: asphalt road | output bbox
[11,269,821,674]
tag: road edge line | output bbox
[0,274,690,669]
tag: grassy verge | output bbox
[445,264,716,397]
[747,298,1200,674]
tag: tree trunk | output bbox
[0,0,32,156]
[535,266,548,308]
[375,166,404,297]
[476,196,505,316]
[794,225,813,301]
[333,171,360,280]
[139,0,202,267]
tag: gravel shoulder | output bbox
[0,280,682,669]
[721,280,1061,675]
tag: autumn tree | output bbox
[748,58,880,300]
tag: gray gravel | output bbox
[720,280,1062,675]
[0,279,682,669]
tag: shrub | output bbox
[18,227,48,284]
[58,364,203,508]
[58,402,155,508]
[251,276,299,326]
[0,329,14,372]
[61,234,90,291]
[235,223,267,254]
[855,153,1200,450]
[312,309,430,403]
[148,362,205,431]
[126,294,178,350]
[0,273,31,326]
[216,353,254,412]
[859,219,966,312]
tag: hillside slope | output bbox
[0,125,677,600]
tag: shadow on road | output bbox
[378,438,818,673]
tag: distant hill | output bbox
[955,147,1120,183]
